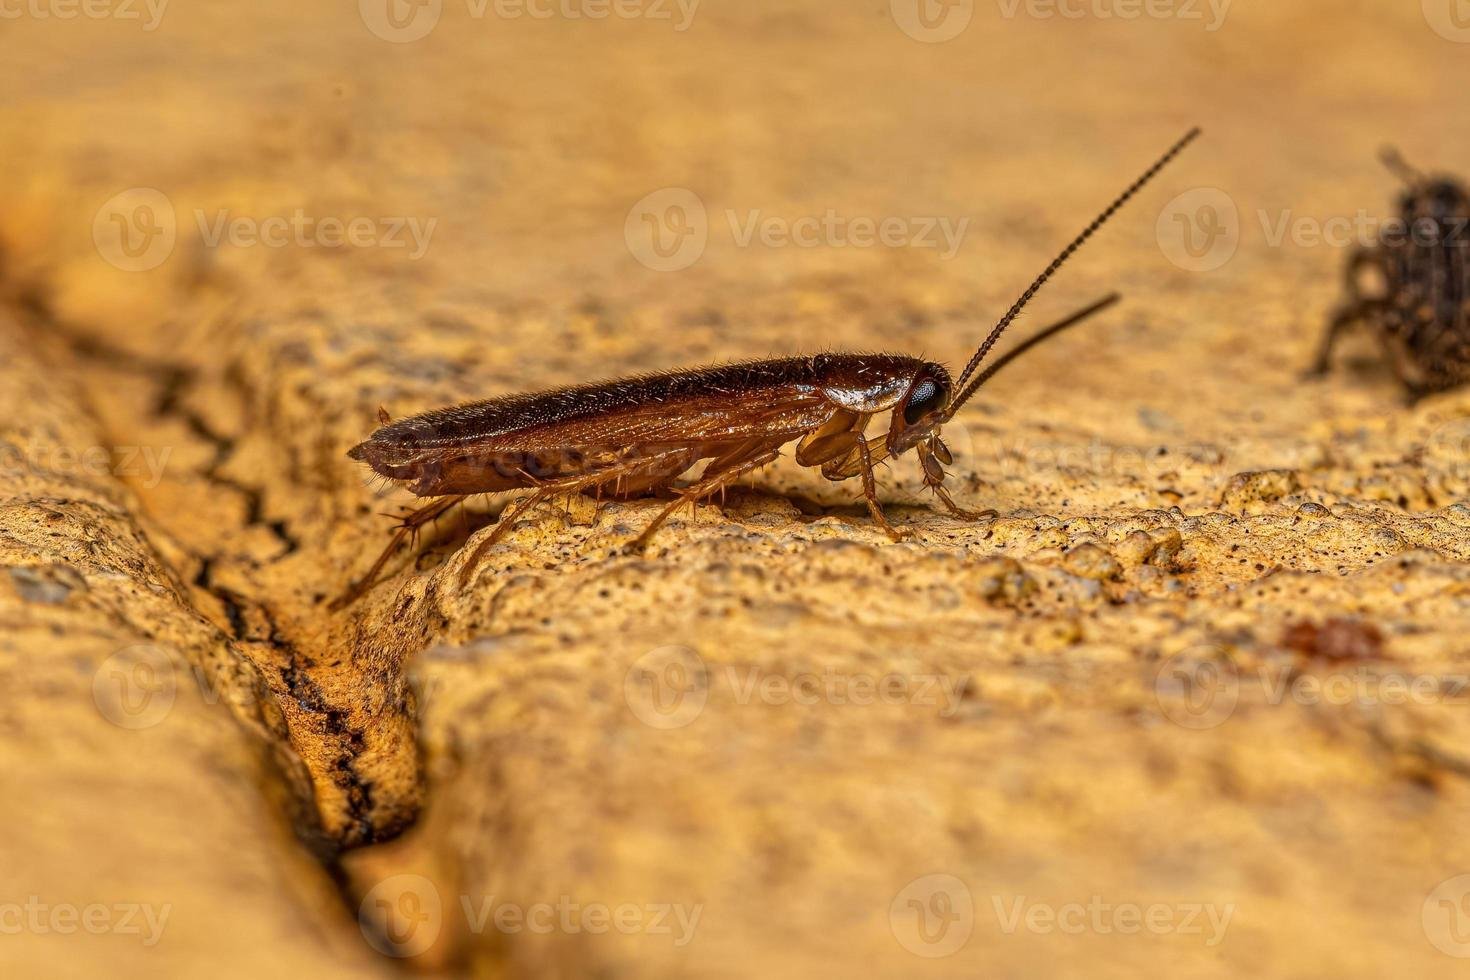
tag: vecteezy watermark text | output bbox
[623,646,969,729]
[1155,647,1470,731]
[0,0,167,30]
[0,898,170,946]
[1157,185,1470,273]
[995,0,1231,31]
[887,874,1235,958]
[991,895,1234,945]
[359,0,699,43]
[358,875,702,958]
[93,188,437,272]
[194,209,436,259]
[625,188,969,272]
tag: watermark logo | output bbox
[994,0,1231,32]
[359,0,442,41]
[1423,874,1470,957]
[1155,648,1469,731]
[0,0,169,30]
[625,188,709,272]
[890,874,974,957]
[93,188,176,272]
[624,647,970,728]
[1258,209,1469,251]
[1422,0,1470,43]
[360,874,443,958]
[194,209,436,258]
[726,210,968,259]
[625,187,970,272]
[460,896,701,946]
[94,191,437,271]
[0,441,173,489]
[1156,187,1240,273]
[891,0,974,42]
[0,898,170,946]
[624,645,709,729]
[1153,647,1239,730]
[92,644,178,730]
[992,895,1234,945]
[1159,190,1470,273]
[360,0,698,41]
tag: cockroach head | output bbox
[887,362,952,456]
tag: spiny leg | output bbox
[331,494,468,608]
[456,448,699,589]
[455,486,559,587]
[623,444,782,554]
[918,439,997,522]
[856,435,909,541]
[930,481,998,522]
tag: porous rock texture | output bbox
[3,2,1470,976]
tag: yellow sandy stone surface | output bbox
[3,1,1470,976]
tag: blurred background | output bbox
[3,1,1470,977]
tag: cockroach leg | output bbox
[918,440,996,522]
[856,435,909,541]
[455,487,559,588]
[930,482,997,522]
[330,494,468,609]
[622,445,783,554]
[454,449,700,588]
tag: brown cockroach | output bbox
[335,128,1201,606]
[1312,147,1470,399]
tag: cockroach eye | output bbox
[904,378,946,425]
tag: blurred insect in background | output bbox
[1312,148,1470,400]
[335,128,1202,607]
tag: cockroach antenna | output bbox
[1379,146,1422,187]
[945,127,1202,419]
[962,291,1122,390]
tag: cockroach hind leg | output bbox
[329,494,467,610]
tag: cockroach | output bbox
[334,128,1201,606]
[1311,147,1470,399]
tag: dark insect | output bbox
[1312,148,1470,399]
[335,128,1201,606]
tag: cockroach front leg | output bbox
[918,438,997,522]
[331,494,468,608]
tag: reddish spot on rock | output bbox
[1281,618,1386,662]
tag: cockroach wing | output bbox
[349,362,843,495]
